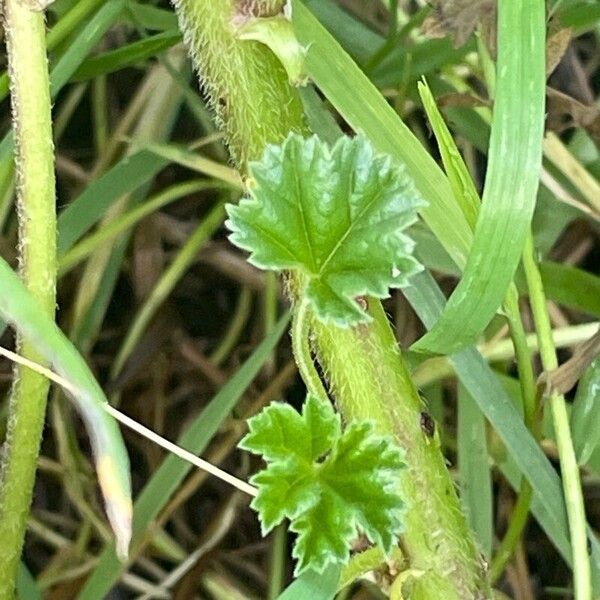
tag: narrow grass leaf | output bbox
[559,3,600,32]
[404,270,600,587]
[71,31,182,82]
[302,0,382,64]
[0,257,132,558]
[405,275,564,542]
[127,4,179,31]
[373,38,472,90]
[17,563,41,600]
[0,0,106,102]
[49,0,126,96]
[299,86,343,146]
[413,0,546,354]
[570,357,600,465]
[57,151,168,254]
[60,180,225,275]
[138,140,243,188]
[457,385,493,558]
[0,0,126,165]
[276,564,340,600]
[418,79,479,230]
[537,262,600,319]
[499,453,600,594]
[111,201,227,377]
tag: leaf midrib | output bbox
[317,181,387,278]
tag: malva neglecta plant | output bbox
[0,0,598,599]
[241,394,406,576]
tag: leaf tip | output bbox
[96,455,133,561]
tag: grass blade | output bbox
[570,357,600,465]
[404,269,600,589]
[0,0,126,167]
[16,563,41,600]
[59,180,226,275]
[418,79,479,230]
[413,0,546,354]
[457,385,493,558]
[276,565,340,600]
[536,262,600,319]
[138,140,243,188]
[0,257,132,558]
[71,31,182,82]
[49,0,126,96]
[56,151,168,255]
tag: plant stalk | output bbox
[312,301,489,598]
[489,285,540,582]
[171,0,490,597]
[522,234,591,600]
[0,1,57,597]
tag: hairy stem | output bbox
[313,302,489,598]
[171,0,305,167]
[291,297,328,401]
[0,1,57,596]
[172,0,490,597]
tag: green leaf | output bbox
[57,150,168,255]
[417,79,479,231]
[226,134,424,326]
[276,564,341,600]
[71,30,182,82]
[17,563,41,600]
[241,392,341,463]
[291,1,473,270]
[411,0,546,354]
[240,394,405,575]
[457,384,493,558]
[571,357,600,465]
[0,256,132,559]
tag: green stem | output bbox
[0,2,57,597]
[489,284,539,582]
[522,234,591,600]
[171,0,305,167]
[291,296,328,401]
[172,1,490,597]
[268,525,287,599]
[312,301,490,599]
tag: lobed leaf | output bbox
[241,395,405,575]
[226,134,425,326]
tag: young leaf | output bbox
[240,394,406,575]
[226,134,425,326]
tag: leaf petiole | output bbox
[291,296,329,401]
